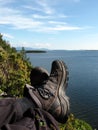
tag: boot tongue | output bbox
[24,84,43,108]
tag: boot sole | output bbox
[55,60,69,93]
[56,60,69,119]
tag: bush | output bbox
[59,114,93,130]
[0,34,32,96]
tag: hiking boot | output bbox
[24,60,70,123]
[30,67,49,87]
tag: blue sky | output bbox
[0,0,98,50]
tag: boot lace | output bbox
[37,87,54,100]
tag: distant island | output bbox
[15,47,47,53]
[25,50,47,53]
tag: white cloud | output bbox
[23,5,43,12]
[32,14,68,20]
[23,0,54,15]
[0,6,83,32]
[51,25,82,31]
[35,0,54,14]
[48,21,67,25]
[0,7,43,29]
[0,0,15,5]
[12,41,52,49]
[32,14,51,19]
[0,0,84,33]
[35,24,83,33]
[1,33,14,39]
[34,43,51,48]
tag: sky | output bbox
[0,0,98,50]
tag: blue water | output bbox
[27,50,98,129]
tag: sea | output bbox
[27,50,98,129]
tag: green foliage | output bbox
[0,33,32,96]
[0,34,16,53]
[59,114,93,130]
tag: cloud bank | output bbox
[0,0,84,33]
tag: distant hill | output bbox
[16,47,49,51]
[16,47,33,50]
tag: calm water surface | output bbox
[27,50,98,129]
